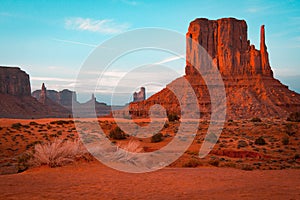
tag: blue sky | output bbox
[0,0,299,104]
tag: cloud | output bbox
[31,76,76,82]
[155,54,185,65]
[52,38,97,47]
[65,17,130,34]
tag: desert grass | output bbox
[31,139,87,167]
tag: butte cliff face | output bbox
[129,18,300,119]
[0,67,31,96]
[0,66,71,118]
[186,18,273,77]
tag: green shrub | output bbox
[167,113,180,122]
[287,112,300,122]
[109,127,126,140]
[251,117,262,122]
[151,133,163,143]
[255,136,266,145]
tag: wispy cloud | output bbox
[65,17,130,34]
[52,38,97,47]
[155,54,185,65]
[31,76,76,82]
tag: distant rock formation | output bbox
[133,87,146,102]
[0,67,31,96]
[128,18,300,119]
[32,84,77,110]
[0,67,71,118]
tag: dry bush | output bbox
[183,158,201,168]
[31,139,87,167]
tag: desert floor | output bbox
[0,117,299,199]
[0,161,299,200]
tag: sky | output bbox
[0,0,299,105]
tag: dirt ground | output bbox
[0,161,299,200]
[0,117,299,199]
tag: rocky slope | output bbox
[129,18,300,119]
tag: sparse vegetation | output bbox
[241,164,254,171]
[255,136,266,145]
[282,136,289,145]
[238,140,248,148]
[183,158,201,167]
[109,127,126,140]
[11,123,22,130]
[167,113,180,122]
[31,139,86,168]
[251,117,262,122]
[151,133,163,143]
[29,121,39,126]
[208,159,219,167]
[287,112,300,122]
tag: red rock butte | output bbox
[129,18,300,119]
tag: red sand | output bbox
[0,161,299,200]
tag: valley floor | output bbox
[0,161,299,200]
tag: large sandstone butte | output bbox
[129,18,300,119]
[0,66,70,118]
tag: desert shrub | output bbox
[251,117,262,122]
[151,133,163,143]
[163,122,169,128]
[31,139,86,167]
[286,123,296,136]
[17,152,33,172]
[11,123,22,129]
[109,127,126,140]
[241,164,254,171]
[57,130,62,136]
[255,136,266,145]
[287,112,300,122]
[183,158,201,167]
[50,120,73,125]
[237,140,248,148]
[167,113,180,122]
[29,121,39,126]
[282,136,289,145]
[208,159,219,167]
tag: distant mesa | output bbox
[32,83,77,111]
[129,17,300,119]
[32,84,124,117]
[0,66,70,118]
[133,87,146,102]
